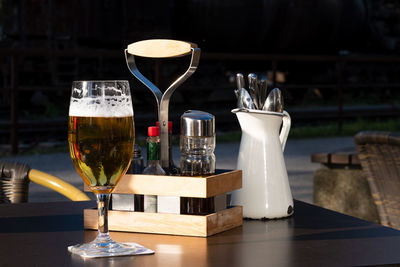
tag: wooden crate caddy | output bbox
[84,170,242,197]
[84,206,242,237]
[83,170,243,237]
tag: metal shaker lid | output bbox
[181,110,215,137]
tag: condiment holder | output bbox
[83,39,243,237]
[84,170,242,237]
[124,39,200,169]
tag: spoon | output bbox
[262,88,283,112]
[238,88,255,109]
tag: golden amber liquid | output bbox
[68,116,135,194]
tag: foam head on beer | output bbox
[69,81,133,117]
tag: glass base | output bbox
[69,234,143,258]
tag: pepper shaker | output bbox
[180,110,216,215]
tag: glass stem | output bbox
[96,193,111,239]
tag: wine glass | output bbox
[68,80,136,257]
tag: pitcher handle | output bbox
[279,111,291,152]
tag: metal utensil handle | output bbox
[159,48,200,168]
[280,111,291,152]
[125,45,201,169]
[124,49,163,113]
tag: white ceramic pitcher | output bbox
[231,108,293,219]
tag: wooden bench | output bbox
[311,150,361,169]
[311,149,379,223]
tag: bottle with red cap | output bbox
[156,121,179,175]
[142,126,166,213]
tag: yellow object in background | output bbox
[29,169,90,201]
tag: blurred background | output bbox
[1,0,400,154]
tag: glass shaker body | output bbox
[180,136,215,176]
[180,109,216,216]
[180,136,216,215]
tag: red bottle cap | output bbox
[148,126,159,137]
[155,121,173,133]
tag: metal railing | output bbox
[2,48,400,154]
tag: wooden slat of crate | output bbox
[84,170,242,198]
[84,206,242,237]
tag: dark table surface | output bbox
[1,200,400,267]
